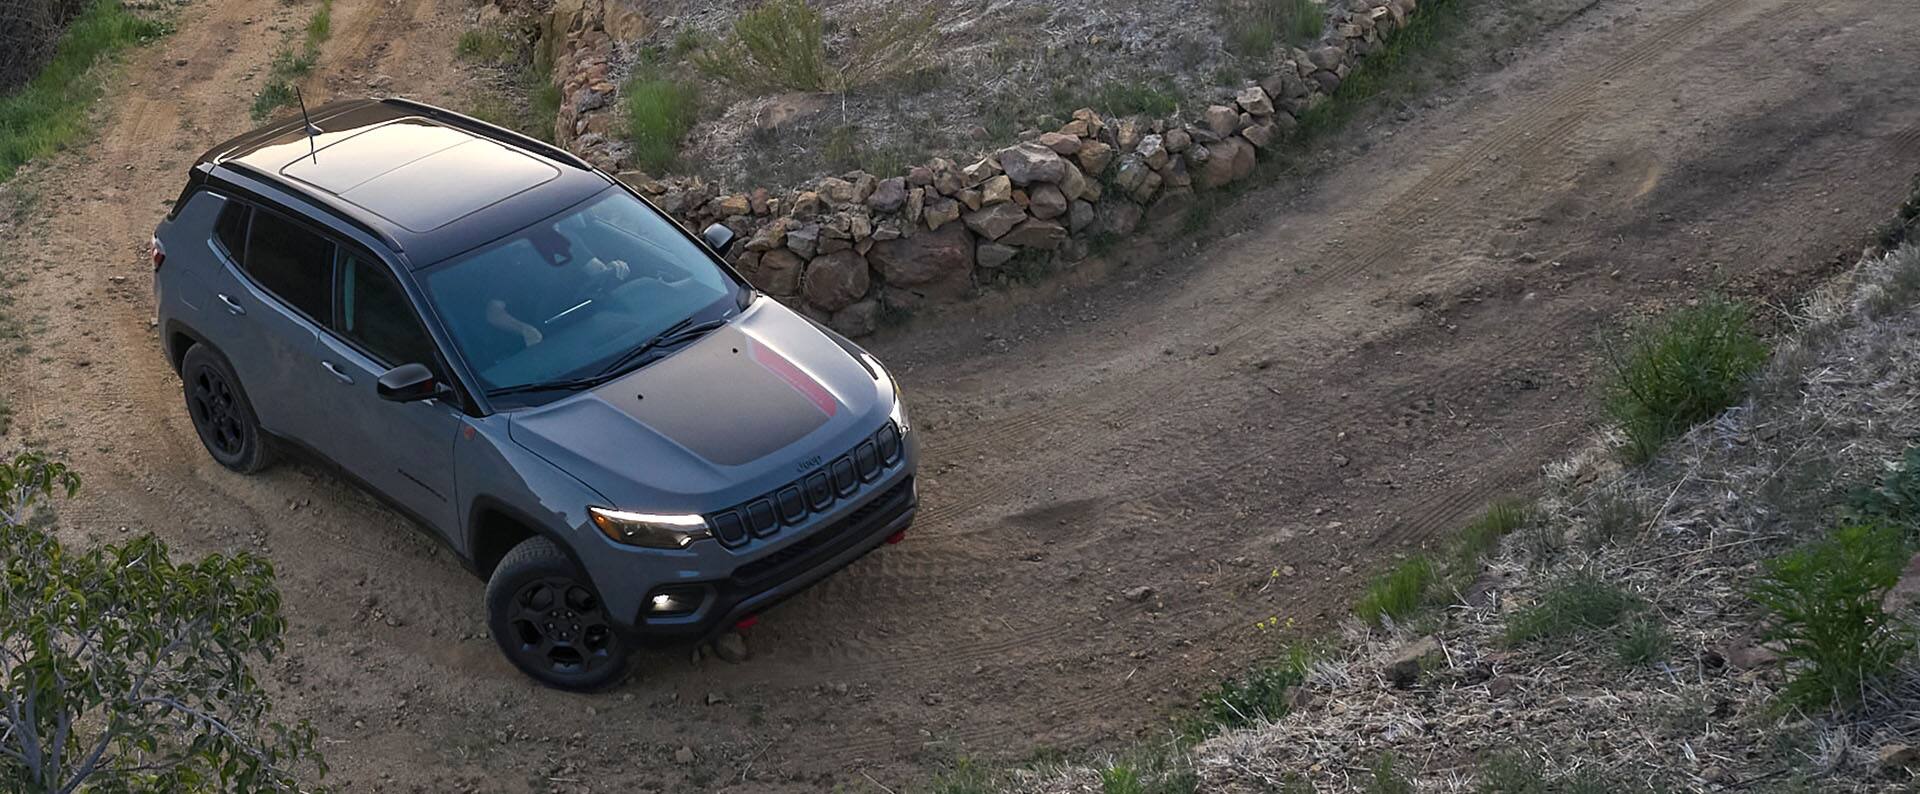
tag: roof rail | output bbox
[380,96,595,171]
[218,160,410,253]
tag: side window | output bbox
[338,251,438,371]
[213,198,250,259]
[244,210,334,321]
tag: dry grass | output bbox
[1017,246,1920,792]
[693,0,939,94]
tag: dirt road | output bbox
[4,0,1919,789]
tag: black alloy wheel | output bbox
[180,345,272,473]
[485,535,631,690]
[504,576,619,678]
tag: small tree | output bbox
[0,452,323,792]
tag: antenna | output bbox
[294,87,320,164]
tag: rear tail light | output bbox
[149,236,165,271]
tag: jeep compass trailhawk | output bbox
[151,98,918,690]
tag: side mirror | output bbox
[701,223,736,256]
[377,363,439,402]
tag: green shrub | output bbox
[1602,298,1768,463]
[1614,617,1669,666]
[1850,446,1920,539]
[1455,498,1534,564]
[1873,178,1920,252]
[250,0,333,120]
[455,27,560,143]
[1191,660,1303,735]
[1579,491,1646,550]
[1089,81,1180,118]
[1862,245,1920,318]
[1222,0,1324,57]
[1749,522,1913,709]
[929,758,994,794]
[0,453,325,790]
[1476,752,1548,794]
[1367,753,1415,794]
[1506,571,1641,644]
[622,74,699,173]
[305,1,330,44]
[695,0,935,93]
[1102,764,1143,794]
[456,28,517,64]
[1355,556,1436,625]
[0,0,168,181]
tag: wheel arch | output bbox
[162,320,212,374]
[466,497,591,581]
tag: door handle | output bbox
[321,361,354,385]
[216,293,245,316]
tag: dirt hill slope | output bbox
[3,0,1919,789]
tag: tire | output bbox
[180,344,274,474]
[486,536,630,691]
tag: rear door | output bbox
[310,247,464,538]
[194,198,332,444]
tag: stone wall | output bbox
[540,0,1422,337]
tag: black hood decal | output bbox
[595,331,836,466]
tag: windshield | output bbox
[423,188,738,395]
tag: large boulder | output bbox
[997,143,1067,186]
[1137,134,1169,170]
[981,175,1014,206]
[868,224,975,299]
[1308,45,1346,71]
[975,241,1018,269]
[1236,86,1275,116]
[1028,184,1069,220]
[1194,137,1253,190]
[1035,131,1082,155]
[830,300,881,338]
[1202,105,1240,137]
[1077,140,1115,175]
[754,249,804,296]
[1068,200,1097,234]
[1001,218,1067,249]
[802,250,871,312]
[1058,161,1092,202]
[866,177,908,213]
[963,202,1028,240]
[925,197,962,231]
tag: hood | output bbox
[507,300,887,509]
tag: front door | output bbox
[309,248,463,539]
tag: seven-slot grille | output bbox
[704,422,904,548]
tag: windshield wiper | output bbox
[595,317,728,378]
[483,376,605,399]
[484,318,730,401]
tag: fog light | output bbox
[645,587,703,616]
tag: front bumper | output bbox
[620,473,917,643]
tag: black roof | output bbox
[199,98,613,268]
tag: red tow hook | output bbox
[734,615,759,631]
[885,529,907,545]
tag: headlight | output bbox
[860,353,910,434]
[588,508,711,549]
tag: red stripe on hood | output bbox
[750,340,838,418]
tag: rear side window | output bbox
[213,199,250,258]
[244,210,335,321]
[337,251,438,371]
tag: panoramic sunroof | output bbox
[280,119,559,233]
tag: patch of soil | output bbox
[3,0,1920,789]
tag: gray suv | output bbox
[150,98,918,690]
